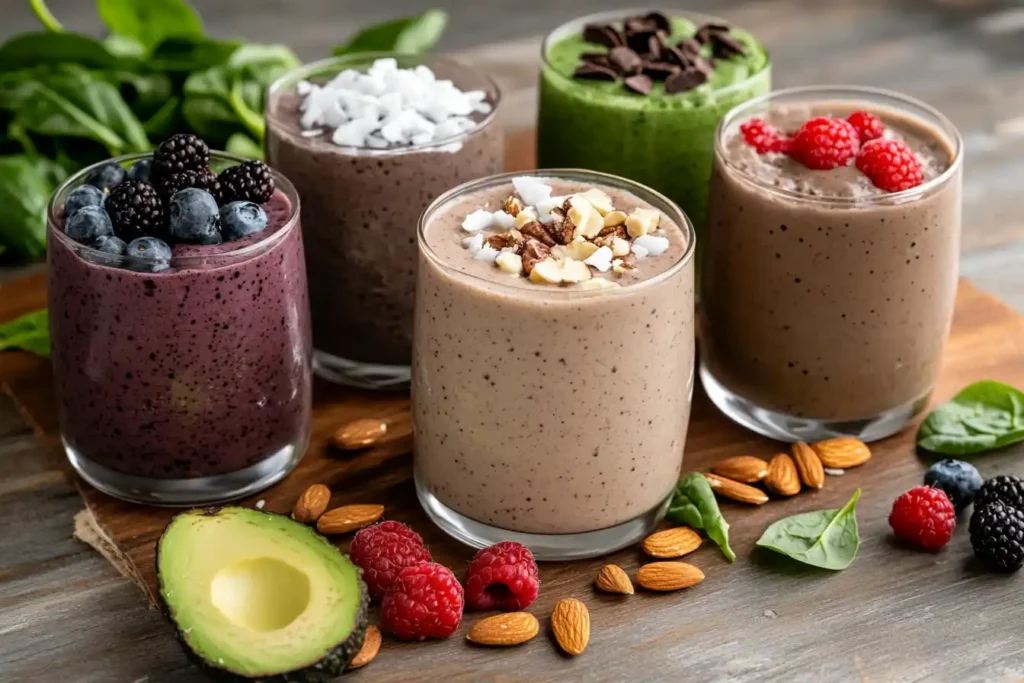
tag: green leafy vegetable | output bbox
[97,0,203,51]
[225,133,263,160]
[333,9,448,55]
[0,155,66,260]
[0,308,51,357]
[668,473,735,562]
[30,0,64,32]
[917,380,1024,455]
[0,32,125,71]
[756,489,861,570]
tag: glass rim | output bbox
[539,8,771,99]
[714,85,965,205]
[47,151,301,266]
[417,168,695,299]
[265,51,502,156]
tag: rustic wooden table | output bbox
[3,1,1024,682]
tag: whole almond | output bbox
[316,504,384,535]
[331,418,387,450]
[642,526,702,558]
[812,437,871,469]
[703,473,769,505]
[764,453,801,496]
[348,625,381,669]
[792,442,825,489]
[636,562,705,591]
[594,564,634,595]
[711,455,769,483]
[291,483,331,524]
[467,612,540,646]
[551,598,590,656]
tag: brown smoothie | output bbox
[701,98,962,423]
[413,174,695,535]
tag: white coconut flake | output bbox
[512,177,553,208]
[461,209,494,233]
[462,233,484,253]
[492,211,516,229]
[585,246,614,272]
[824,467,846,476]
[255,499,266,510]
[633,234,669,256]
[472,246,500,262]
[631,243,650,259]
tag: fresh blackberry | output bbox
[974,475,1024,511]
[153,133,210,177]
[217,160,275,204]
[970,502,1024,572]
[159,168,220,201]
[104,180,164,242]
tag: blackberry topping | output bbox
[105,180,165,242]
[159,168,220,201]
[974,475,1024,511]
[970,502,1024,572]
[153,133,210,177]
[217,160,275,204]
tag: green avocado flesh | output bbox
[157,507,368,681]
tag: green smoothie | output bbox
[537,12,770,236]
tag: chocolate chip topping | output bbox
[710,32,747,59]
[574,63,618,81]
[626,29,656,54]
[694,23,730,45]
[623,74,654,95]
[664,68,707,94]
[644,11,671,33]
[642,61,681,80]
[583,23,624,48]
[608,46,643,75]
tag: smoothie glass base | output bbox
[313,350,410,390]
[65,430,307,506]
[416,476,669,561]
[700,364,929,443]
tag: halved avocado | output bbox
[157,506,368,682]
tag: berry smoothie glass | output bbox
[47,152,311,505]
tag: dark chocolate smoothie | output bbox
[700,88,963,441]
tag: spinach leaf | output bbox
[756,489,861,570]
[917,381,1024,455]
[0,32,127,71]
[333,9,448,55]
[148,36,240,73]
[0,155,65,260]
[143,97,180,137]
[225,133,263,160]
[0,309,50,357]
[30,0,64,32]
[97,0,203,52]
[103,34,146,60]
[668,473,735,562]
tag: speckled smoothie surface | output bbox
[700,102,961,421]
[413,179,695,535]
[48,191,312,478]
[267,90,503,367]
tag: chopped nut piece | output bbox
[503,195,524,217]
[610,237,631,257]
[548,207,574,245]
[576,188,614,215]
[519,220,556,247]
[579,277,621,290]
[625,208,661,238]
[565,237,600,262]
[495,251,524,275]
[612,258,635,275]
[529,257,564,284]
[593,225,626,248]
[520,239,551,275]
[561,258,593,283]
[514,207,539,228]
[486,229,524,251]
[550,245,569,260]
[603,210,627,228]
[567,196,597,238]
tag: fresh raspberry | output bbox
[739,118,792,154]
[855,139,924,192]
[380,562,464,640]
[889,486,956,550]
[788,116,860,170]
[847,111,885,143]
[464,541,540,611]
[349,521,432,600]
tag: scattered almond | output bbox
[467,612,540,646]
[792,442,825,489]
[594,564,634,595]
[636,562,705,592]
[703,473,769,505]
[316,504,384,535]
[551,598,590,656]
[711,455,769,483]
[764,453,801,496]
[291,483,331,524]
[348,625,381,669]
[812,437,871,469]
[331,418,387,450]
[642,526,702,559]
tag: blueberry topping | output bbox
[64,184,105,218]
[83,163,126,193]
[65,205,114,243]
[92,235,128,256]
[126,237,172,272]
[168,188,222,245]
[219,201,268,240]
[126,159,154,184]
[924,459,983,514]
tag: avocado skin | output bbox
[156,507,370,683]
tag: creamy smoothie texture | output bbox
[414,176,695,535]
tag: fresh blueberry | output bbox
[84,163,126,193]
[64,184,105,218]
[125,237,172,273]
[925,459,983,514]
[219,201,268,241]
[65,205,113,243]
[168,188,222,245]
[126,159,153,184]
[92,235,128,256]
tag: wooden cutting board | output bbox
[3,134,1024,682]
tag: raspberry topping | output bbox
[855,139,924,192]
[349,521,432,600]
[847,111,885,143]
[381,562,464,640]
[787,117,860,170]
[464,541,540,611]
[739,118,792,154]
[889,486,956,550]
